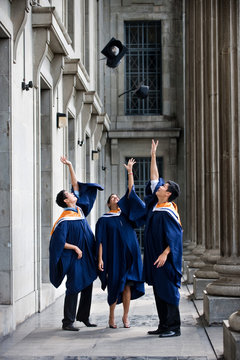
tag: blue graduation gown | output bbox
[95,186,145,305]
[49,182,104,295]
[143,180,183,306]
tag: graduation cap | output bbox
[101,37,128,68]
[118,84,149,99]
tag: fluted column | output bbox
[186,0,206,280]
[206,0,240,297]
[194,0,206,260]
[195,0,221,283]
[184,0,197,254]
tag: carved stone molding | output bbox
[84,91,102,115]
[32,6,71,88]
[51,55,64,105]
[11,0,31,63]
[62,74,76,113]
[94,114,110,150]
[64,58,90,92]
[80,92,103,140]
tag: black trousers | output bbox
[62,283,93,326]
[153,286,181,332]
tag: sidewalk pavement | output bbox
[0,278,223,360]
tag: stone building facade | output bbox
[0,1,240,356]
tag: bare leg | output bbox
[109,301,117,328]
[122,285,131,328]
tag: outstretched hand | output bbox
[124,158,136,173]
[151,139,159,156]
[60,156,71,166]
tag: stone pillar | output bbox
[183,0,198,275]
[184,0,197,255]
[193,0,221,299]
[185,0,206,283]
[204,0,240,325]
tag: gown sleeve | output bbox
[49,221,68,288]
[95,218,108,290]
[118,185,146,227]
[72,182,104,217]
[162,213,183,287]
[144,178,165,210]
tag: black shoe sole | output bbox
[62,327,79,331]
[159,331,181,338]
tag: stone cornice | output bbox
[108,129,181,139]
[32,6,71,55]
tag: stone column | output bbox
[185,0,206,283]
[204,0,240,325]
[193,0,221,299]
[183,0,198,274]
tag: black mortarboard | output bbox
[118,84,149,99]
[101,37,128,68]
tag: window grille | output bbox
[125,157,163,252]
[124,21,162,115]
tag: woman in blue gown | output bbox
[96,159,145,329]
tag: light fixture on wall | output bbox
[57,112,67,128]
[92,150,99,161]
[22,80,33,91]
[102,166,107,171]
[78,139,84,146]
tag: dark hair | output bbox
[166,181,180,202]
[107,193,118,209]
[56,190,68,208]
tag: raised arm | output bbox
[60,156,78,191]
[124,158,136,194]
[150,139,159,181]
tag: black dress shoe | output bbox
[81,320,97,327]
[159,330,181,338]
[62,324,79,331]
[147,328,164,335]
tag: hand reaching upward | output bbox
[124,158,136,173]
[151,139,159,156]
[60,156,71,166]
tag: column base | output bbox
[223,320,240,360]
[193,275,216,299]
[187,266,198,284]
[203,291,240,325]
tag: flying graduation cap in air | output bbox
[101,37,128,68]
[118,83,149,99]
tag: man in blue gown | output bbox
[49,157,103,331]
[144,140,183,338]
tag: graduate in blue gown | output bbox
[49,157,103,331]
[144,140,183,338]
[96,158,145,329]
